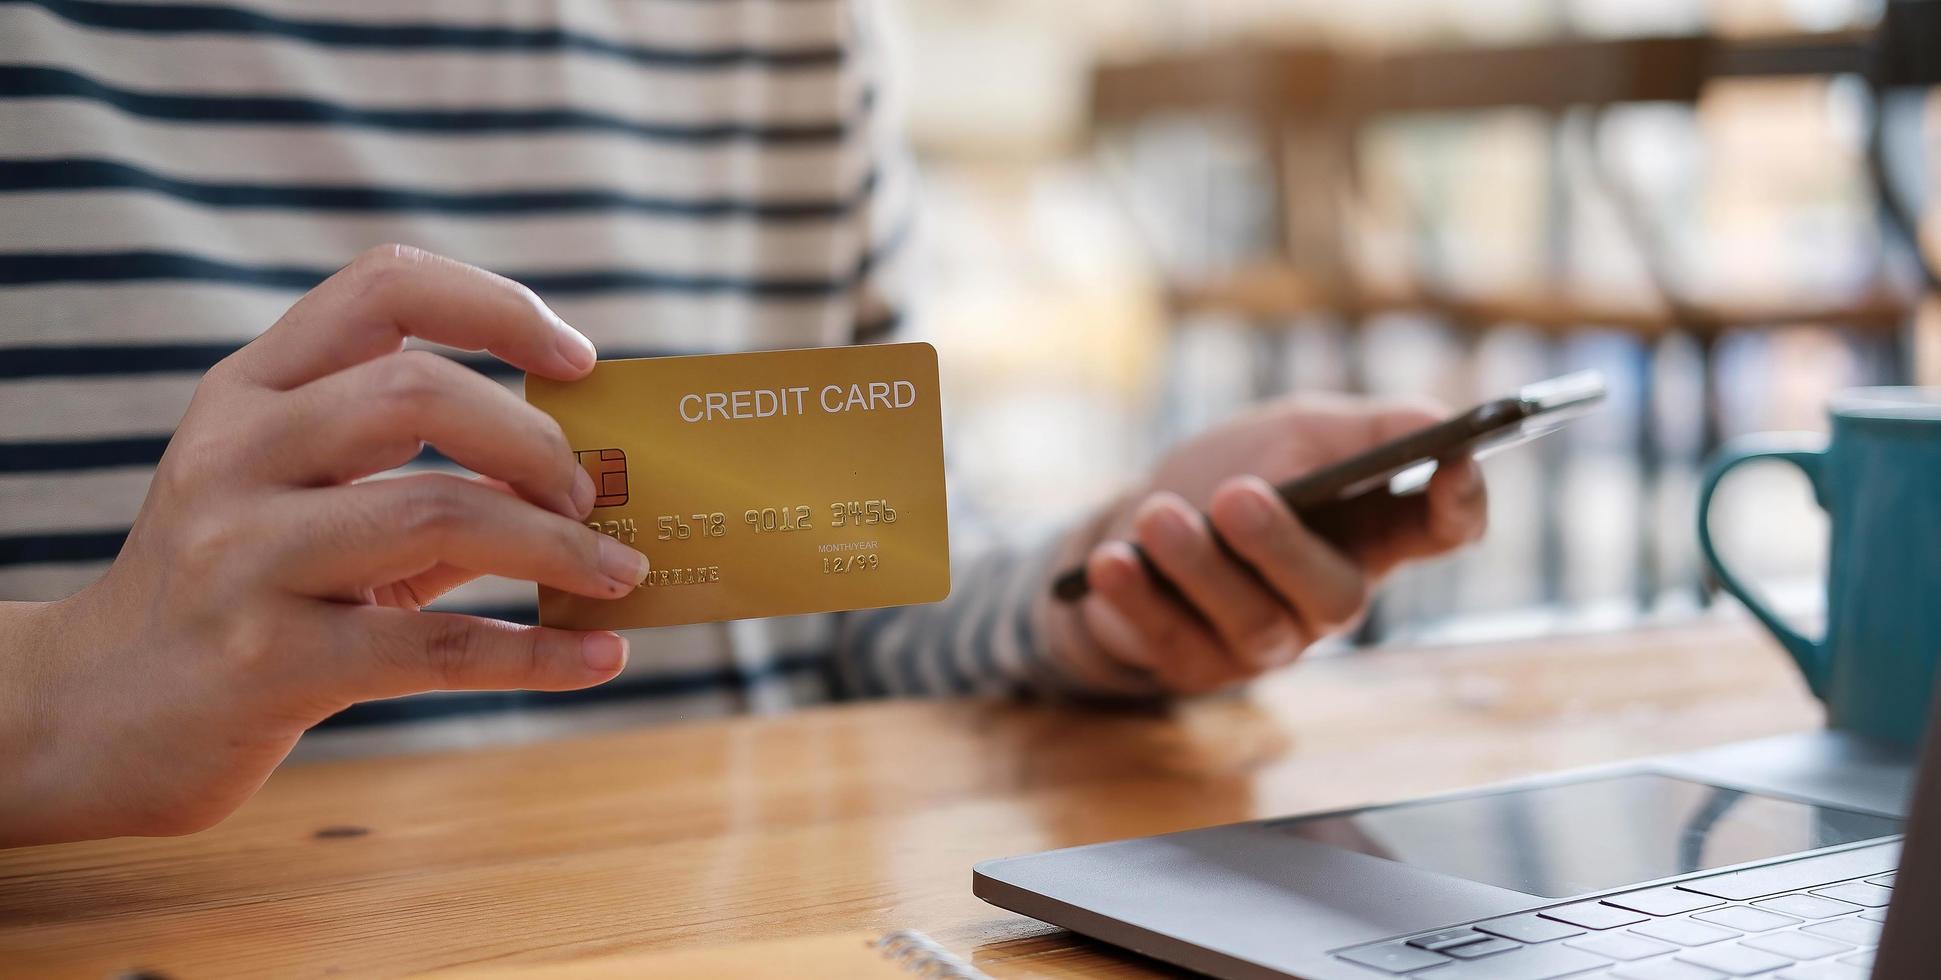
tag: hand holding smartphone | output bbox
[1050,371,1606,602]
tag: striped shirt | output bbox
[0,0,1081,734]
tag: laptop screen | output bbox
[1274,772,1900,898]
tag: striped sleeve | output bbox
[831,532,1169,702]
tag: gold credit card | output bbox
[526,343,950,630]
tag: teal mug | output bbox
[1698,387,1941,748]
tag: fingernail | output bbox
[597,536,650,590]
[571,465,596,517]
[1248,624,1298,669]
[554,325,597,373]
[1149,503,1195,546]
[1090,544,1134,592]
[581,632,627,673]
[1232,486,1275,532]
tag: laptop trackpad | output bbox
[1270,772,1899,899]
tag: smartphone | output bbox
[1048,370,1607,602]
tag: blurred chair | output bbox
[1094,42,1350,362]
[1361,34,1906,343]
[1358,33,1914,607]
[1085,25,1929,626]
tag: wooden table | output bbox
[0,621,1823,978]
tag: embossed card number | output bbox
[527,344,951,630]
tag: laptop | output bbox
[974,682,1941,979]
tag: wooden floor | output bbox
[0,620,1822,978]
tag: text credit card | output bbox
[526,343,951,630]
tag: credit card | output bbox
[526,343,951,630]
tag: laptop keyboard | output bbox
[1335,844,1898,979]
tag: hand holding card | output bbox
[526,344,952,630]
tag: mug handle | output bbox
[1697,436,1831,696]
